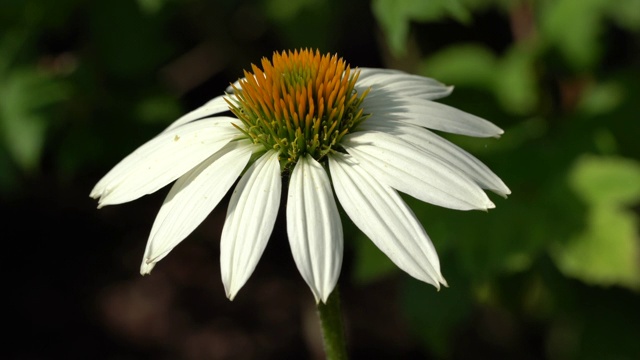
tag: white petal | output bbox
[287,155,343,303]
[163,95,231,132]
[220,150,282,300]
[140,140,256,274]
[91,117,242,207]
[329,153,446,288]
[342,131,494,211]
[357,67,404,79]
[363,96,504,138]
[356,68,453,101]
[358,121,511,197]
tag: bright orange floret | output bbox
[227,49,369,170]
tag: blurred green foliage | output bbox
[2,0,639,359]
[362,0,640,358]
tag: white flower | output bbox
[91,49,510,303]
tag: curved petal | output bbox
[287,155,343,303]
[356,68,453,101]
[363,95,503,138]
[91,117,243,207]
[220,150,282,300]
[328,153,447,288]
[358,121,511,197]
[140,140,256,274]
[163,95,231,132]
[342,131,495,211]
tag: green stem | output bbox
[317,286,348,360]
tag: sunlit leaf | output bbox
[551,205,640,289]
[552,155,640,289]
[569,155,640,205]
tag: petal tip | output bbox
[484,200,496,211]
[317,289,331,304]
[140,259,156,275]
[89,184,104,199]
[223,277,241,302]
[432,273,448,291]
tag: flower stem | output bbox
[317,286,348,360]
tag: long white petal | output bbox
[358,121,511,197]
[287,155,343,303]
[220,150,282,300]
[91,117,242,207]
[363,96,503,138]
[329,153,446,288]
[358,67,442,87]
[342,131,494,211]
[164,95,231,132]
[355,68,453,100]
[357,67,404,79]
[139,140,256,274]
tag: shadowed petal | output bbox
[329,153,447,288]
[356,68,453,100]
[287,155,343,303]
[140,140,256,274]
[364,95,503,138]
[342,131,495,211]
[220,150,282,300]
[91,117,242,207]
[359,121,511,197]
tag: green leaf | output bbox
[419,44,497,88]
[421,43,538,115]
[569,155,640,205]
[493,45,538,115]
[605,0,640,31]
[540,0,606,70]
[551,205,640,289]
[578,81,625,116]
[0,68,68,172]
[372,0,471,56]
[553,155,640,289]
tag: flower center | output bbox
[227,49,369,171]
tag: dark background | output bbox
[3,0,640,359]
